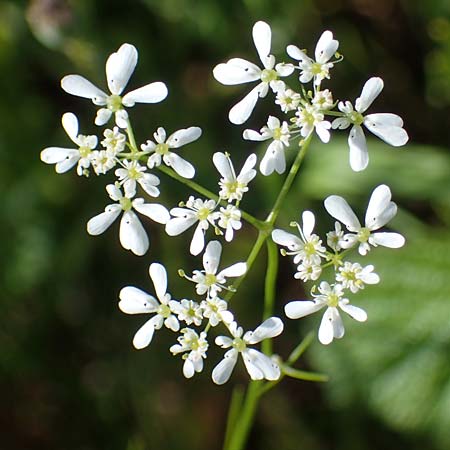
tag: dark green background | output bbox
[1,1,449,449]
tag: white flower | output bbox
[200,297,234,327]
[212,317,284,385]
[243,116,290,175]
[170,328,209,378]
[272,211,326,265]
[41,112,97,176]
[188,240,246,297]
[326,221,344,252]
[294,260,322,282]
[336,262,380,293]
[165,196,219,256]
[275,86,301,113]
[115,159,160,197]
[170,299,203,326]
[217,204,242,242]
[118,263,180,349]
[213,152,257,202]
[324,184,405,256]
[101,127,126,153]
[61,43,168,128]
[87,183,169,256]
[295,103,331,143]
[90,150,117,175]
[285,282,367,345]
[312,88,334,110]
[331,77,409,171]
[141,126,201,179]
[213,21,294,124]
[287,30,339,86]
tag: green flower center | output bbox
[205,273,217,287]
[107,94,123,112]
[349,111,364,126]
[197,207,211,221]
[357,227,371,243]
[232,337,247,352]
[261,69,278,83]
[327,293,339,307]
[273,127,283,140]
[304,242,316,255]
[119,197,133,211]
[128,167,141,180]
[79,146,91,158]
[157,303,171,318]
[311,62,323,75]
[155,143,170,155]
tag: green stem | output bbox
[125,119,138,153]
[223,386,245,450]
[224,381,262,450]
[262,239,278,355]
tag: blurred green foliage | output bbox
[0,0,449,449]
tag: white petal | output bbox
[166,126,202,148]
[149,262,168,303]
[164,315,179,332]
[324,195,361,232]
[315,121,331,143]
[339,302,367,322]
[252,21,272,68]
[370,232,405,248]
[183,358,195,378]
[286,45,309,62]
[165,216,197,236]
[61,112,79,143]
[138,175,160,197]
[115,109,129,129]
[40,146,78,167]
[190,223,205,256]
[238,154,257,180]
[132,317,158,349]
[242,129,267,141]
[318,307,344,345]
[106,43,138,95]
[95,108,112,126]
[229,84,261,125]
[302,210,315,239]
[348,125,369,172]
[242,349,264,380]
[122,82,168,106]
[203,240,222,274]
[61,75,107,100]
[355,77,383,113]
[118,286,158,314]
[244,348,280,380]
[365,112,404,127]
[260,140,285,176]
[215,336,233,348]
[271,229,302,248]
[213,58,261,85]
[275,63,295,77]
[364,114,409,147]
[212,349,238,385]
[86,204,121,235]
[213,152,234,181]
[133,201,170,224]
[365,184,394,229]
[246,317,283,344]
[218,262,247,279]
[315,30,339,63]
[119,210,149,256]
[106,183,123,201]
[285,300,324,319]
[165,153,195,179]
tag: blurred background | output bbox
[1,0,449,449]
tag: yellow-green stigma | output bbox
[327,293,339,307]
[119,197,133,211]
[205,273,217,287]
[232,337,247,352]
[357,227,371,243]
[157,303,171,318]
[261,69,278,83]
[107,94,123,112]
[155,143,170,155]
[349,111,364,126]
[197,207,211,221]
[78,146,91,158]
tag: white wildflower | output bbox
[200,297,234,327]
[331,77,409,171]
[61,43,168,128]
[90,149,117,175]
[115,159,160,197]
[294,260,322,282]
[326,221,344,252]
[213,152,257,202]
[212,317,284,385]
[165,196,219,256]
[243,115,291,175]
[336,262,380,293]
[272,210,326,265]
[170,328,209,378]
[217,205,242,242]
[141,126,201,179]
[312,88,334,110]
[170,299,203,326]
[275,86,301,113]
[86,183,169,256]
[213,21,294,124]
[187,240,246,297]
[285,281,367,345]
[287,30,339,86]
[118,263,180,349]
[324,184,405,255]
[295,103,331,143]
[41,112,97,176]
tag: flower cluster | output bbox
[273,184,405,344]
[40,21,408,387]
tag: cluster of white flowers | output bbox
[40,21,408,385]
[273,184,405,344]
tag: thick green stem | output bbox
[262,239,278,355]
[224,381,261,450]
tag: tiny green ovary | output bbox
[78,146,92,159]
[232,337,247,352]
[155,143,170,155]
[204,273,217,287]
[326,293,339,307]
[107,95,123,112]
[348,111,364,126]
[357,227,371,243]
[119,197,133,211]
[157,303,171,318]
[197,207,211,221]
